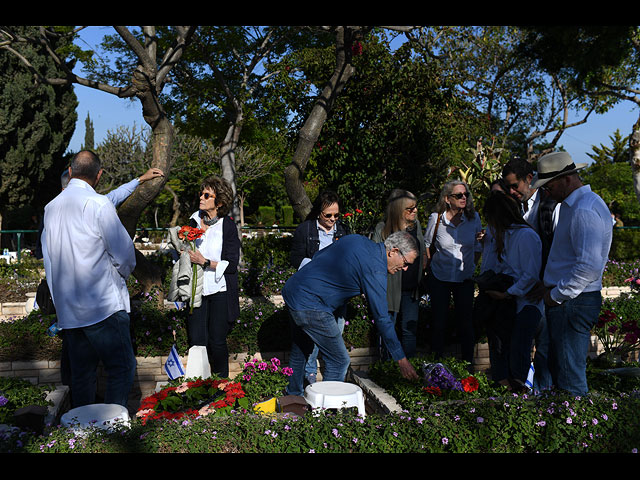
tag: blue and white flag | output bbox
[164,344,185,380]
[525,362,535,389]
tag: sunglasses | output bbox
[320,212,341,219]
[450,192,470,199]
[405,205,418,212]
[200,192,216,200]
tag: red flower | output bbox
[344,213,353,217]
[355,208,363,214]
[178,225,205,242]
[461,376,479,393]
[423,386,442,396]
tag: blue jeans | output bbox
[428,275,475,363]
[64,310,137,408]
[304,312,346,378]
[509,305,541,383]
[545,291,602,396]
[287,309,352,396]
[379,291,419,360]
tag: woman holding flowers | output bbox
[372,189,426,359]
[185,175,240,378]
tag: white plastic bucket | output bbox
[61,403,130,436]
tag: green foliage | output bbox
[0,25,77,223]
[609,229,640,261]
[257,206,276,226]
[582,151,640,226]
[0,377,53,426]
[228,300,290,354]
[0,310,61,362]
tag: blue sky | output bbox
[66,27,640,166]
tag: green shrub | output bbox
[0,377,53,426]
[258,206,276,226]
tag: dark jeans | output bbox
[546,291,602,396]
[188,291,230,378]
[509,305,542,383]
[428,274,475,364]
[474,291,516,383]
[64,310,137,408]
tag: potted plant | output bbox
[235,357,293,414]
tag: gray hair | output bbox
[384,230,418,255]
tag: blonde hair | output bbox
[380,189,417,240]
[435,180,475,220]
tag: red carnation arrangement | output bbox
[136,378,247,425]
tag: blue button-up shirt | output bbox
[282,234,405,360]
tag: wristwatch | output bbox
[202,259,211,269]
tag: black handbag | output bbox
[472,269,514,292]
[35,278,56,316]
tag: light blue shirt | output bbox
[490,225,544,314]
[42,178,136,329]
[425,211,482,282]
[105,178,139,207]
[543,185,612,303]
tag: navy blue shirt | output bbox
[282,234,405,360]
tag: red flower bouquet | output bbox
[136,378,248,425]
[177,225,206,313]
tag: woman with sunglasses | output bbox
[289,190,350,385]
[184,175,241,379]
[372,189,426,359]
[424,180,482,365]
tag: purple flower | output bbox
[0,396,8,407]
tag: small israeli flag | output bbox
[525,362,535,389]
[164,344,185,380]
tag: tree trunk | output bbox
[220,113,244,223]
[630,112,640,206]
[117,90,176,298]
[284,27,356,221]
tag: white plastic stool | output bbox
[61,403,130,436]
[304,381,366,417]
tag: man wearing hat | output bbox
[527,151,612,396]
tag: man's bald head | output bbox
[69,150,102,185]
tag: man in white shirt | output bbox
[42,150,139,408]
[528,151,612,396]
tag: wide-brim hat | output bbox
[531,151,587,190]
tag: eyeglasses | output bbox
[449,192,470,200]
[320,212,341,219]
[200,192,216,200]
[397,249,410,267]
[405,205,418,212]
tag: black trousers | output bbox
[187,291,230,378]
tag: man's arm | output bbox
[105,168,164,207]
